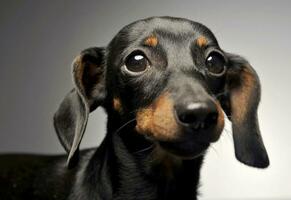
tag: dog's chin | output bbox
[158,140,209,159]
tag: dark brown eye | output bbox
[205,51,226,76]
[123,51,150,75]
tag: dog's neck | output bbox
[95,117,204,200]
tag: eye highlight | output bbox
[205,51,226,76]
[123,51,150,76]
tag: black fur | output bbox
[0,16,269,200]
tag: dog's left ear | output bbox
[54,47,106,168]
[219,53,269,168]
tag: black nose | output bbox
[175,101,218,130]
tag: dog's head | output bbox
[54,17,269,168]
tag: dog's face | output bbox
[54,17,269,168]
[106,18,226,158]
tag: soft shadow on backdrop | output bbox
[0,0,290,199]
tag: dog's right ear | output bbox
[54,47,106,168]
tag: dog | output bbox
[0,16,269,200]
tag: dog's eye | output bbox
[123,52,150,75]
[205,51,226,76]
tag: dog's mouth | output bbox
[158,139,209,159]
[134,92,224,158]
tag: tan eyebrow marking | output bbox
[144,35,158,47]
[196,36,208,47]
[113,97,122,113]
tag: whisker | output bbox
[114,118,137,135]
[113,117,155,155]
[214,91,228,98]
[133,144,154,154]
[223,128,233,141]
[129,108,139,115]
[209,145,219,156]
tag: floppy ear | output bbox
[220,53,269,168]
[54,47,106,168]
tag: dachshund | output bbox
[0,16,269,200]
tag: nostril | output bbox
[178,111,198,125]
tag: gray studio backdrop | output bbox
[0,0,290,199]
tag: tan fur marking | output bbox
[212,101,225,142]
[231,67,256,123]
[73,55,86,93]
[136,93,180,141]
[136,108,153,133]
[144,35,158,47]
[196,36,208,47]
[113,98,122,112]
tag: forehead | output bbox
[113,17,218,47]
